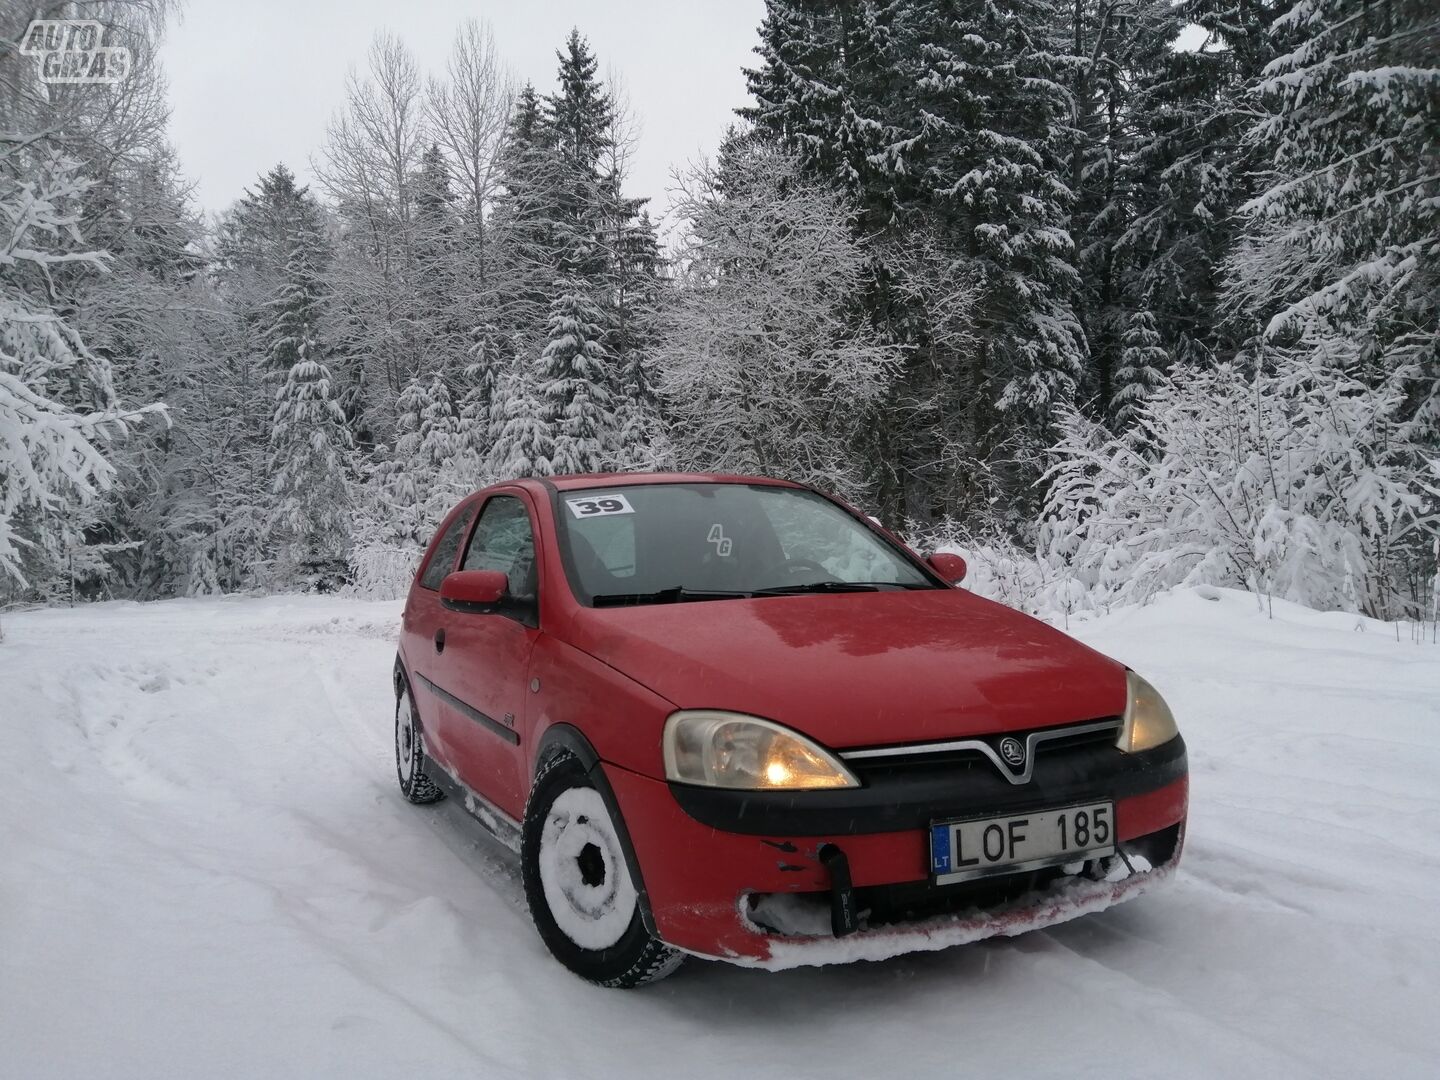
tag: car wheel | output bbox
[521,751,682,988]
[395,683,444,804]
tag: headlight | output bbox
[662,711,860,790]
[1118,671,1179,752]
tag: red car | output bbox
[393,473,1188,986]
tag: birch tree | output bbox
[653,143,902,501]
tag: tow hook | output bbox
[818,843,858,937]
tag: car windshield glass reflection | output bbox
[557,483,935,605]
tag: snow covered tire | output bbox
[521,751,682,988]
[395,682,444,805]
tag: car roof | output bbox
[509,471,808,494]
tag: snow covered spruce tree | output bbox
[266,214,352,588]
[412,143,469,382]
[538,282,614,475]
[1112,311,1171,426]
[745,0,1084,520]
[546,31,612,284]
[908,1,1086,440]
[488,348,555,478]
[1222,0,1440,612]
[1058,0,1188,416]
[1116,0,1285,376]
[653,140,901,501]
[487,84,566,355]
[1230,0,1438,431]
[483,31,659,477]
[542,30,659,455]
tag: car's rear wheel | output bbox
[521,752,682,988]
[395,684,444,804]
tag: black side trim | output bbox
[670,736,1187,836]
[535,724,659,937]
[413,672,521,746]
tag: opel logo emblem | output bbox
[999,737,1026,768]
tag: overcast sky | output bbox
[161,0,767,223]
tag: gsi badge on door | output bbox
[930,802,1115,885]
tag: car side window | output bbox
[419,505,477,591]
[462,495,538,600]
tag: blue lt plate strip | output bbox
[930,824,951,874]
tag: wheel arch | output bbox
[392,654,423,732]
[533,723,660,937]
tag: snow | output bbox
[2,587,1439,1077]
[744,862,1176,971]
[536,786,637,950]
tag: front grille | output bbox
[852,746,991,773]
[843,717,1121,784]
[1034,723,1123,754]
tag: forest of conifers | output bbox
[1,0,1436,620]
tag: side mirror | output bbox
[926,551,967,585]
[440,569,508,612]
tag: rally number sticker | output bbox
[565,493,635,519]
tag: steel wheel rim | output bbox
[396,696,416,782]
[537,786,637,950]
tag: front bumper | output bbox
[603,736,1188,966]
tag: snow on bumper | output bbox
[732,856,1177,971]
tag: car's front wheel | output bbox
[395,683,444,804]
[521,752,682,987]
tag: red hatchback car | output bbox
[393,473,1188,986]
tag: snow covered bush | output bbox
[904,519,1091,624]
[1041,346,1437,619]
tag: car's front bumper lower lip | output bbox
[715,843,1181,971]
[603,738,1189,964]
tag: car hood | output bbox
[566,589,1126,748]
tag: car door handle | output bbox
[434,628,446,653]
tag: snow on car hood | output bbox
[567,589,1126,748]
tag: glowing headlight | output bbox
[662,711,859,790]
[1118,671,1179,753]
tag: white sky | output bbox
[161,0,766,221]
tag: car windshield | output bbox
[556,483,935,605]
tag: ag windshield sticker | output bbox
[565,493,635,519]
[706,523,733,556]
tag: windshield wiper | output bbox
[593,580,933,605]
[750,581,884,596]
[591,586,751,607]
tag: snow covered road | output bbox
[2,590,1437,1078]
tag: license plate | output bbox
[930,802,1115,886]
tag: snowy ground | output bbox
[2,589,1437,1079]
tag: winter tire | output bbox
[521,751,682,988]
[395,682,444,804]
